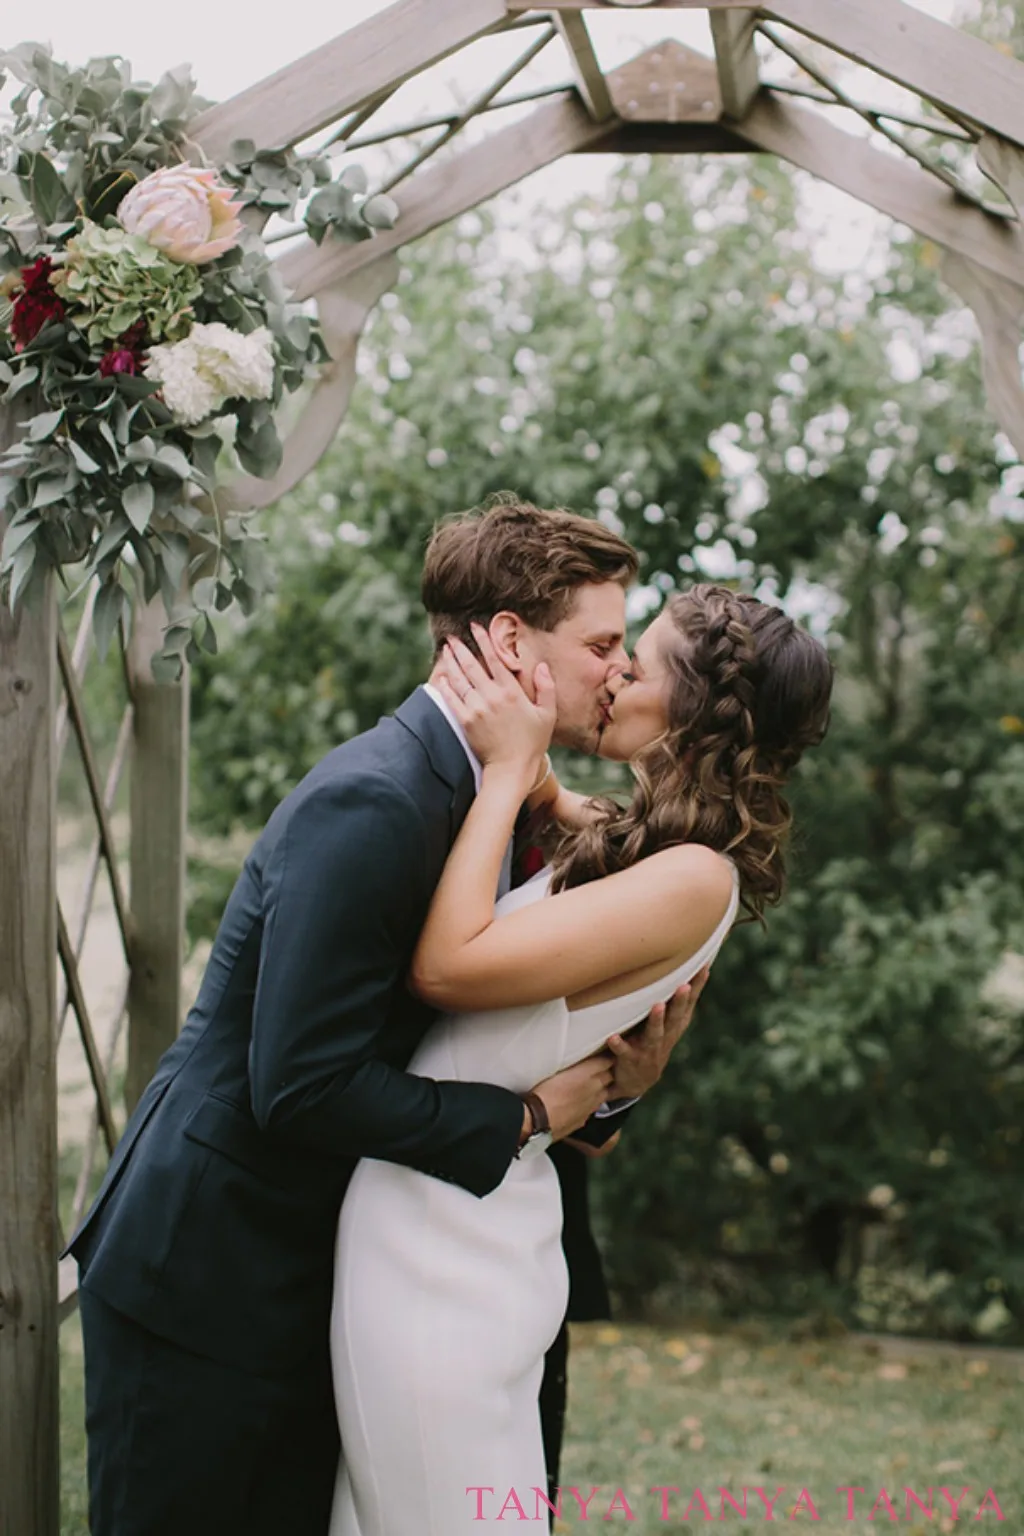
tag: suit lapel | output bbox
[394,687,476,843]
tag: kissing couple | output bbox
[69,493,833,1535]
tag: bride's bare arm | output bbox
[411,761,733,1012]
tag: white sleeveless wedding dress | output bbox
[329,866,738,1536]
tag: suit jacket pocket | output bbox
[182,1094,316,1190]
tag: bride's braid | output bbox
[549,583,833,918]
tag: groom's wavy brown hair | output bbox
[422,492,638,652]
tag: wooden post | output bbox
[0,405,60,1536]
[125,599,189,1112]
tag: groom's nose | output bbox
[604,644,631,679]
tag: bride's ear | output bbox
[487,612,526,675]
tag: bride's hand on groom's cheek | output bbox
[438,625,556,771]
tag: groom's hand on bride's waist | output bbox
[528,1053,616,1143]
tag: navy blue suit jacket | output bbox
[69,688,524,1375]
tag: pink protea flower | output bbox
[117,164,244,265]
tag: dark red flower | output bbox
[99,347,138,377]
[98,321,148,378]
[520,844,547,879]
[10,256,65,349]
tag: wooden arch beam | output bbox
[505,2,1024,149]
[191,0,508,162]
[279,91,613,301]
[761,0,1024,150]
[733,94,1024,295]
[277,42,733,301]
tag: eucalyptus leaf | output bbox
[158,531,190,590]
[26,151,69,225]
[150,649,184,684]
[92,578,127,660]
[6,364,40,400]
[235,418,282,478]
[30,475,68,509]
[192,576,218,611]
[123,479,154,532]
[0,512,40,563]
[92,513,131,564]
[27,408,64,442]
[67,438,101,474]
[152,444,193,479]
[337,164,369,195]
[7,538,37,609]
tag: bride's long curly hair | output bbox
[549,584,834,919]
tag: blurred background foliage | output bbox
[136,131,1024,1339]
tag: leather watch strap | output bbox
[520,1090,550,1138]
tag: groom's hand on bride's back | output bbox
[531,1054,616,1142]
[605,965,710,1100]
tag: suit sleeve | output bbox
[249,771,523,1197]
[565,1101,637,1148]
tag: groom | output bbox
[72,493,671,1536]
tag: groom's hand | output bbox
[530,1054,615,1143]
[605,966,710,1100]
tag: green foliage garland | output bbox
[0,44,397,674]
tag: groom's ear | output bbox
[487,612,527,676]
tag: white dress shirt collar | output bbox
[422,682,483,793]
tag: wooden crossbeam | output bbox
[54,593,96,771]
[733,95,1024,294]
[57,906,119,1157]
[710,9,760,120]
[764,0,1024,151]
[57,629,133,959]
[69,983,130,1230]
[280,91,614,301]
[57,704,133,1043]
[554,12,615,122]
[191,0,509,160]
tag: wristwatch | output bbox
[515,1090,553,1162]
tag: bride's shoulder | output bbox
[647,842,736,899]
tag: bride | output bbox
[329,583,832,1535]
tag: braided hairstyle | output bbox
[549,583,834,919]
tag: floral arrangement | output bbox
[0,46,397,674]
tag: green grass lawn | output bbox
[558,1322,1023,1534]
[60,1314,1022,1534]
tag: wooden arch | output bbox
[190,0,1024,510]
[5,4,1024,1530]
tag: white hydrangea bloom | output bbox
[145,323,276,426]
